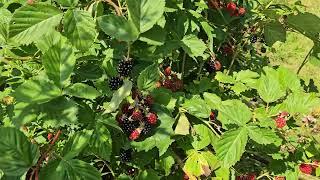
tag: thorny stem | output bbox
[31,130,62,180]
[103,0,121,16]
[297,47,313,75]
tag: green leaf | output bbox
[247,126,282,146]
[11,103,39,126]
[254,67,286,103]
[214,167,230,180]
[0,127,40,176]
[191,124,217,150]
[184,150,210,177]
[89,122,112,161]
[40,97,79,128]
[39,159,101,180]
[182,96,211,119]
[137,64,160,91]
[287,12,320,42]
[159,151,175,176]
[217,100,252,126]
[181,34,207,57]
[13,75,61,104]
[203,92,222,110]
[277,67,301,92]
[132,105,174,156]
[0,9,12,44]
[64,83,101,100]
[234,70,259,87]
[56,0,79,7]
[62,129,93,160]
[35,30,62,53]
[283,92,320,114]
[139,25,166,45]
[103,80,132,113]
[174,113,190,135]
[63,10,97,51]
[263,21,286,46]
[309,44,320,67]
[126,0,165,33]
[9,4,63,45]
[216,128,248,168]
[98,14,139,42]
[42,37,76,88]
[137,169,160,180]
[215,72,236,84]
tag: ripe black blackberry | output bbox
[250,35,257,43]
[141,121,152,135]
[109,76,123,90]
[121,119,139,134]
[119,148,132,162]
[261,47,267,53]
[205,60,215,73]
[118,59,133,77]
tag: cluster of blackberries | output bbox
[226,2,246,17]
[156,66,183,92]
[108,58,134,90]
[205,58,222,73]
[117,91,158,141]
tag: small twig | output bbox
[126,43,131,59]
[226,46,239,75]
[297,47,313,75]
[181,52,187,82]
[103,0,121,16]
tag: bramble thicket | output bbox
[0,0,320,179]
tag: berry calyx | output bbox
[129,129,141,141]
[119,148,132,162]
[238,7,246,16]
[164,66,171,76]
[299,163,313,174]
[147,112,158,125]
[226,2,237,12]
[279,111,289,118]
[275,117,286,128]
[47,133,53,141]
[132,109,143,121]
[109,76,123,90]
[118,59,133,77]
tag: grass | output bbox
[268,0,320,87]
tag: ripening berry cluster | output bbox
[226,2,246,17]
[109,58,134,90]
[156,66,183,92]
[236,173,255,180]
[117,91,158,141]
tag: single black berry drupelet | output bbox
[250,35,257,43]
[121,119,140,134]
[118,59,133,77]
[141,121,152,135]
[109,76,123,90]
[261,47,267,53]
[119,148,132,162]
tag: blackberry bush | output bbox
[0,0,319,179]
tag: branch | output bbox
[103,0,122,16]
[297,47,313,75]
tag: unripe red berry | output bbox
[214,60,222,71]
[144,95,154,106]
[210,111,216,121]
[299,163,313,174]
[275,117,286,128]
[226,2,237,12]
[132,110,143,121]
[164,66,171,76]
[238,7,246,16]
[275,176,286,180]
[129,129,140,141]
[47,133,53,141]
[147,112,158,125]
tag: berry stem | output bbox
[103,0,122,16]
[181,52,187,82]
[297,47,313,75]
[127,42,131,59]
